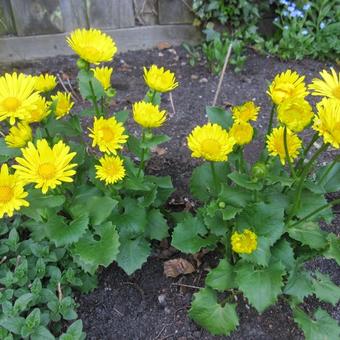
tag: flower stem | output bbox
[295,132,319,174]
[283,126,297,179]
[266,104,275,136]
[210,161,219,194]
[89,80,100,116]
[137,130,146,177]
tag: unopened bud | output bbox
[76,58,89,70]
[218,201,226,209]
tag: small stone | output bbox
[158,52,164,57]
[199,77,208,83]
[191,74,199,80]
[164,307,171,314]
[193,331,201,338]
[181,61,187,66]
[157,41,172,50]
[158,294,167,306]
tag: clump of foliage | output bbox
[0,28,178,337]
[171,68,340,338]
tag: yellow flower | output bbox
[89,116,128,154]
[231,229,257,254]
[267,70,308,105]
[266,126,302,165]
[95,155,126,185]
[67,28,117,64]
[277,98,314,132]
[232,101,259,122]
[143,65,178,93]
[26,96,50,123]
[132,101,167,128]
[313,98,340,149]
[309,68,340,100]
[34,73,57,92]
[229,121,254,145]
[50,92,74,119]
[13,139,77,194]
[187,123,235,162]
[0,164,29,218]
[5,122,32,148]
[92,66,113,90]
[0,72,40,125]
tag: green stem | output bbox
[100,97,104,115]
[137,130,146,177]
[295,132,319,173]
[89,80,100,116]
[150,89,156,105]
[210,161,219,194]
[283,126,297,179]
[266,104,275,136]
[289,198,340,228]
[288,143,329,223]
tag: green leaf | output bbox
[0,316,25,334]
[72,222,120,274]
[60,320,84,340]
[145,209,168,241]
[324,233,340,265]
[116,237,150,275]
[171,215,217,253]
[78,69,105,100]
[115,110,129,123]
[206,259,235,291]
[292,307,340,340]
[240,237,271,266]
[219,184,251,208]
[189,288,239,336]
[0,138,21,162]
[127,135,150,160]
[206,106,233,129]
[45,214,89,247]
[312,272,340,305]
[271,239,295,271]
[228,172,263,190]
[284,269,313,302]
[141,134,170,148]
[190,163,230,200]
[314,162,340,193]
[288,222,328,250]
[235,261,285,313]
[30,325,55,340]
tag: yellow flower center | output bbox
[101,127,115,142]
[332,86,340,99]
[38,162,56,180]
[83,46,99,58]
[202,139,220,155]
[0,186,13,203]
[3,97,21,112]
[274,83,295,102]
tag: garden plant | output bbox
[0,28,177,338]
[171,69,340,337]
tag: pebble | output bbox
[158,52,164,57]
[191,74,199,80]
[164,307,171,314]
[199,77,208,83]
[158,294,167,306]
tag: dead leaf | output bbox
[151,146,167,156]
[157,41,172,50]
[164,258,195,278]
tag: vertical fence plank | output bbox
[10,0,63,36]
[86,0,135,29]
[0,0,16,36]
[133,0,158,26]
[158,0,193,25]
[60,0,88,32]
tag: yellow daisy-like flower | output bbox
[0,72,40,125]
[13,139,77,194]
[26,95,50,123]
[266,126,302,165]
[50,92,74,119]
[313,98,340,149]
[34,73,57,92]
[5,122,32,148]
[143,65,178,93]
[277,98,314,132]
[0,164,29,218]
[187,123,235,162]
[89,116,128,155]
[67,28,117,64]
[92,66,113,90]
[231,229,257,254]
[232,101,260,123]
[132,101,167,128]
[95,155,126,185]
[229,121,254,145]
[267,70,308,105]
[309,68,340,101]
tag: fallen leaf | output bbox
[157,42,172,50]
[164,258,195,278]
[151,146,167,156]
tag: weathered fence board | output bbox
[60,0,88,31]
[134,0,158,26]
[10,0,63,36]
[0,0,15,36]
[158,0,193,24]
[86,0,135,29]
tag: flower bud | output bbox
[106,88,116,98]
[252,162,267,179]
[218,201,226,209]
[144,131,153,140]
[76,58,89,70]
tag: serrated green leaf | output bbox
[228,172,263,190]
[72,222,120,275]
[293,307,340,340]
[60,320,84,340]
[240,236,271,266]
[45,215,89,247]
[312,272,340,305]
[189,288,239,336]
[206,259,235,291]
[206,106,233,129]
[171,215,217,253]
[271,239,295,271]
[145,209,168,241]
[116,237,150,275]
[323,233,340,265]
[219,184,251,208]
[284,269,313,302]
[235,261,285,313]
[288,222,328,250]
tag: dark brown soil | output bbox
[1,47,339,340]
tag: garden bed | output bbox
[2,47,339,339]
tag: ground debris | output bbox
[164,258,195,278]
